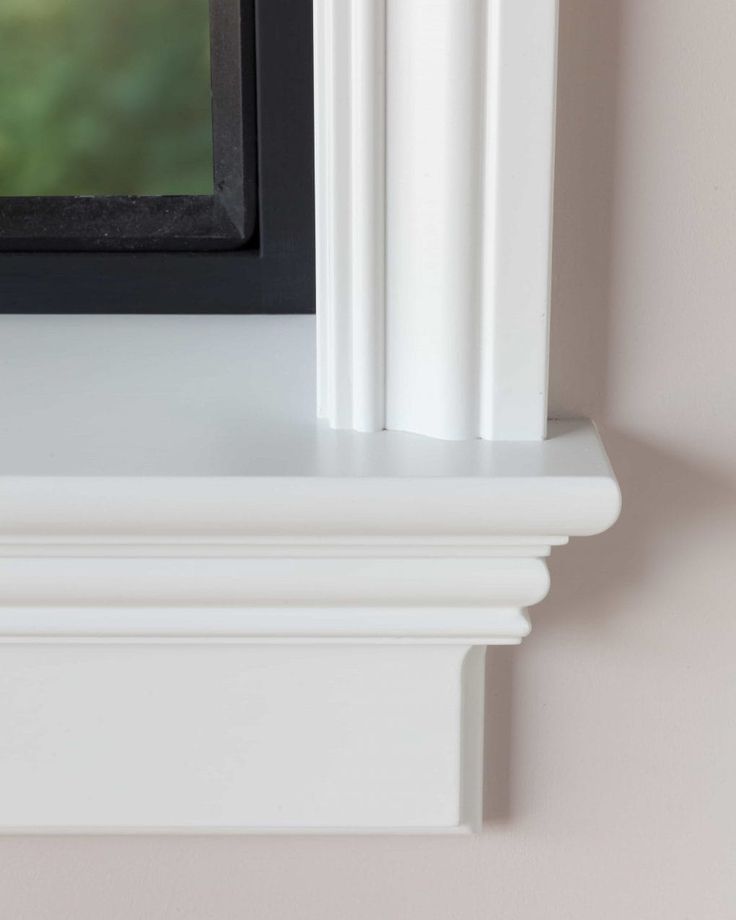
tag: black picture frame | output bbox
[0,0,315,314]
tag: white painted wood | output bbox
[0,419,620,537]
[0,643,484,833]
[0,557,549,611]
[0,0,599,836]
[351,0,387,430]
[0,609,532,643]
[315,0,386,432]
[0,314,317,476]
[480,0,559,440]
[0,417,618,652]
[315,0,559,440]
[386,0,487,440]
[0,316,619,834]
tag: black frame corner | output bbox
[0,0,315,314]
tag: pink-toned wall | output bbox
[1,1,734,916]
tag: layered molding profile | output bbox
[0,417,619,832]
[0,422,617,642]
[0,0,615,835]
[315,0,559,439]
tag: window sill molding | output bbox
[0,419,618,642]
[0,422,620,643]
[0,0,612,834]
[0,337,619,831]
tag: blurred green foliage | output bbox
[0,0,213,196]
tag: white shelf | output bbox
[0,314,619,833]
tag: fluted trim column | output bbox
[315,0,386,432]
[315,0,558,440]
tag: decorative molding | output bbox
[0,421,619,538]
[315,0,559,440]
[0,643,487,833]
[0,420,618,641]
[0,420,619,832]
[315,0,386,432]
[1,0,604,829]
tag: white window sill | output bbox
[0,314,316,477]
[0,314,619,833]
[0,1,612,836]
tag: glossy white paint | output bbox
[386,0,486,440]
[0,643,486,833]
[0,0,606,834]
[315,0,559,439]
[480,0,558,440]
[0,304,619,833]
[0,315,618,832]
[0,557,550,615]
[0,411,617,649]
[315,0,386,432]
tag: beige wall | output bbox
[1,1,734,916]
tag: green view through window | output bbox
[0,0,213,196]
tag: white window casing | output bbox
[0,0,619,834]
[316,0,558,440]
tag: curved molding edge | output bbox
[0,420,619,833]
[0,421,619,543]
[0,421,618,643]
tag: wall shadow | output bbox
[483,647,515,824]
[548,0,626,422]
[484,0,626,827]
[543,429,736,629]
[484,0,736,826]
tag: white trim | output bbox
[0,313,619,833]
[480,0,559,439]
[386,0,488,440]
[0,409,618,833]
[315,0,386,432]
[0,421,619,537]
[0,417,616,647]
[0,420,616,649]
[315,0,559,440]
[0,556,549,611]
[0,0,615,831]
[0,642,486,832]
[0,609,532,643]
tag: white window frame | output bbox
[0,0,622,836]
[316,0,558,440]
